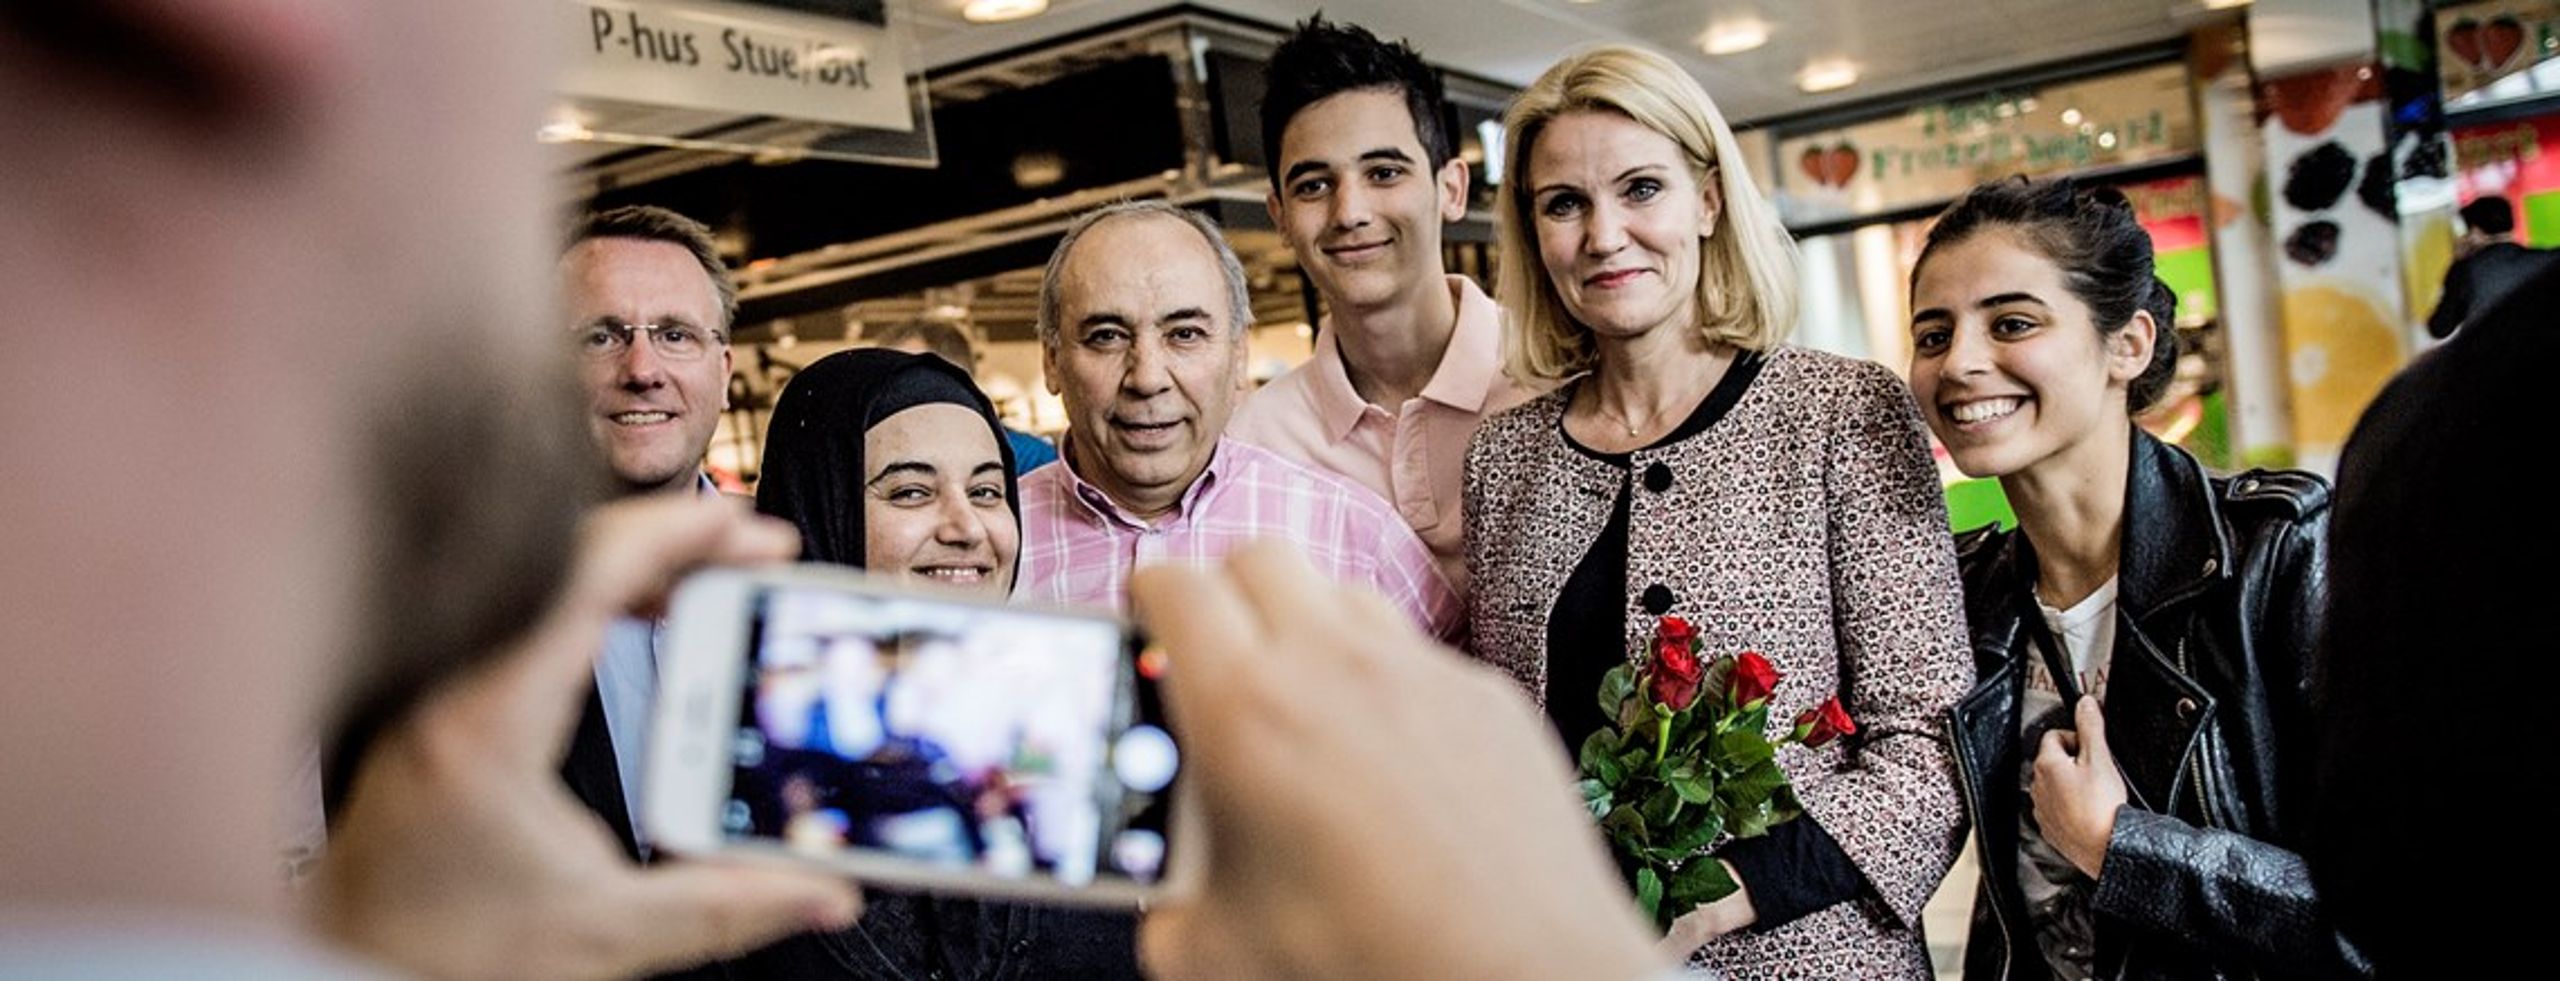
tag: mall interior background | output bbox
[553,2,2550,970]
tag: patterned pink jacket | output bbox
[1463,345,1970,978]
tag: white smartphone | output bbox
[647,564,1182,907]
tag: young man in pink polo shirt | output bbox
[1228,16,1546,596]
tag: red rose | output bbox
[1728,650,1779,708]
[1652,616,1700,662]
[1794,696,1857,748]
[1647,620,1705,711]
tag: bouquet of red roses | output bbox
[1576,616,1855,929]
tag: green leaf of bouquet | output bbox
[1636,867,1664,922]
[1723,759,1788,799]
[1739,703,1770,735]
[1669,768,1717,805]
[1598,663,1636,717]
[1577,730,1614,777]
[1771,798,1804,825]
[1640,786,1684,827]
[1617,694,1654,731]
[1729,797,1777,839]
[1697,657,1735,715]
[1714,726,1777,769]
[1665,814,1722,853]
[1575,778,1613,818]
[1601,803,1647,843]
[1769,786,1806,824]
[1615,746,1650,777]
[1667,854,1740,907]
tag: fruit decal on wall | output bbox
[2443,16,2530,76]
[2434,2,2560,102]
[1797,143,1858,188]
[2258,62,2409,465]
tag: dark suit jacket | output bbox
[2426,241,2554,338]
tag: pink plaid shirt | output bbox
[1016,437,1459,638]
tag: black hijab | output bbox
[754,348,1018,576]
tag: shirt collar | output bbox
[1417,275,1505,414]
[1306,275,1509,443]
[1306,325,1370,443]
[1055,432,1234,528]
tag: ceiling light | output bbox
[2205,0,2252,9]
[1796,60,1860,94]
[1699,21,1770,56]
[962,0,1048,24]
[2060,107,2084,126]
[1011,150,1065,190]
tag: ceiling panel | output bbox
[907,0,2219,124]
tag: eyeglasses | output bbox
[570,320,728,361]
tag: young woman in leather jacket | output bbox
[1906,178,2366,980]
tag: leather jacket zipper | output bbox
[2173,636,2228,830]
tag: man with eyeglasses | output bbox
[565,205,738,497]
[559,205,739,885]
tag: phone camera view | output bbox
[726,586,1175,888]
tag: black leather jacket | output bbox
[1950,431,2368,980]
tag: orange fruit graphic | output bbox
[2283,283,2405,449]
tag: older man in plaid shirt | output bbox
[1014,201,1457,638]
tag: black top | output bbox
[1542,349,1866,933]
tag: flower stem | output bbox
[1655,715,1672,766]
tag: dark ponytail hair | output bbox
[1916,177,2180,411]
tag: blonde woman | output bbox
[1462,45,1969,976]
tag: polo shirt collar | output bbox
[1305,275,1508,443]
[1418,275,1505,415]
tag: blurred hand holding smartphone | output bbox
[648,565,1181,907]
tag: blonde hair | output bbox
[1493,45,1798,382]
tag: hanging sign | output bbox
[1775,62,2197,225]
[560,0,915,132]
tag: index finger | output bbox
[2072,695,2111,765]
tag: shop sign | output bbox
[560,0,914,132]
[1775,62,2197,226]
[2435,0,2560,104]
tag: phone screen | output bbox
[722,584,1176,889]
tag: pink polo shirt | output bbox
[1228,275,1545,594]
[1015,437,1460,639]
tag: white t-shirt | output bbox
[2017,576,2118,981]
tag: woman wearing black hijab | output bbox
[728,348,1139,980]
